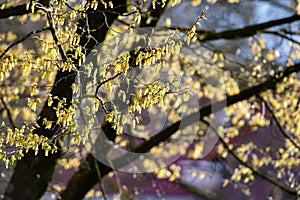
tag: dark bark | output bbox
[61,62,300,199]
[4,1,127,199]
[60,1,171,198]
[0,0,49,19]
[2,1,299,199]
[60,122,117,199]
[60,4,300,194]
[206,119,298,196]
[4,150,61,200]
[59,154,112,200]
[199,14,300,41]
[168,14,300,42]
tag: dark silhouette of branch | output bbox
[0,0,49,19]
[0,97,16,128]
[61,1,172,198]
[262,30,300,46]
[256,95,300,151]
[0,27,50,60]
[61,62,300,199]
[201,119,297,196]
[90,11,300,184]
[132,64,300,154]
[0,3,35,19]
[60,154,112,200]
[166,14,300,41]
[3,2,300,199]
[46,12,68,60]
[199,14,300,41]
[4,1,127,199]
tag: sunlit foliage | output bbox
[0,0,300,199]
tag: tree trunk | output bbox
[4,1,126,199]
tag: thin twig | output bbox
[263,30,300,46]
[47,12,68,60]
[164,14,300,41]
[0,97,16,128]
[201,118,297,196]
[0,27,50,60]
[131,62,300,154]
[256,95,300,151]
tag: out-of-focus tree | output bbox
[0,0,299,199]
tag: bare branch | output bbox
[0,1,49,19]
[201,119,297,196]
[0,27,50,60]
[5,1,127,199]
[46,12,68,60]
[256,95,300,151]
[199,14,300,41]
[0,97,16,128]
[0,3,34,19]
[166,14,300,41]
[133,64,300,154]
[262,30,300,46]
[61,62,300,199]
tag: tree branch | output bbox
[132,64,300,154]
[46,12,68,61]
[0,1,49,19]
[4,1,127,199]
[262,30,300,46]
[201,119,297,196]
[167,14,300,41]
[0,97,16,128]
[0,27,50,60]
[256,95,300,151]
[61,61,300,199]
[60,154,112,200]
[0,3,33,19]
[199,14,300,41]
